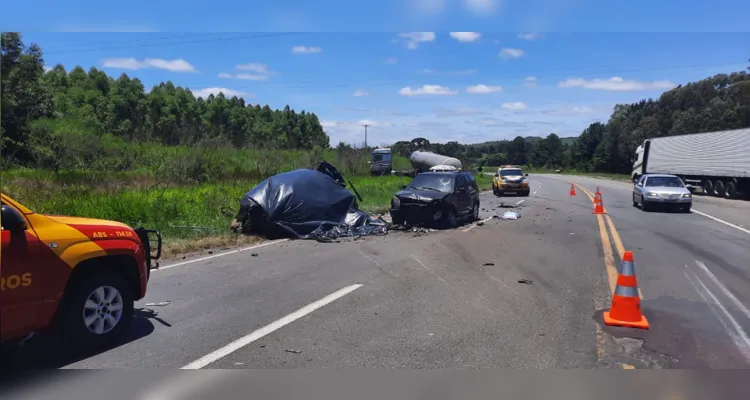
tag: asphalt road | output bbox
[5,173,750,377]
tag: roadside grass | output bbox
[473,173,494,191]
[2,171,412,258]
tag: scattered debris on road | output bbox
[145,301,171,307]
[501,211,521,220]
[518,279,533,284]
[497,202,515,209]
[231,161,388,241]
[483,262,495,266]
[285,349,303,354]
[251,253,259,256]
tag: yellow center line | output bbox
[573,182,643,299]
[570,181,642,370]
[596,213,619,293]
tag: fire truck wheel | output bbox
[58,272,135,349]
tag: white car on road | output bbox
[633,174,692,213]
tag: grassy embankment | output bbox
[2,146,415,258]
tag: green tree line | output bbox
[1,32,330,169]
[392,70,750,174]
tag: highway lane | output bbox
[5,173,748,372]
[543,174,750,368]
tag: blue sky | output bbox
[11,1,750,146]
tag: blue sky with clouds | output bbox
[10,1,750,146]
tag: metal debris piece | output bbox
[145,301,171,307]
[477,221,484,226]
[285,349,303,354]
[518,279,533,284]
[251,253,259,256]
[483,262,495,266]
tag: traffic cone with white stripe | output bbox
[603,251,649,329]
[592,193,606,214]
[569,183,576,196]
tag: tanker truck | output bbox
[369,148,464,176]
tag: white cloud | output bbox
[462,0,500,13]
[192,87,253,99]
[398,32,436,49]
[44,66,53,72]
[292,45,322,54]
[221,63,277,80]
[557,76,678,91]
[518,32,543,40]
[466,84,503,94]
[101,58,196,72]
[524,76,538,87]
[235,63,270,74]
[398,85,456,96]
[384,57,398,64]
[499,48,525,59]
[541,105,596,115]
[449,32,482,42]
[501,102,528,110]
[353,90,369,97]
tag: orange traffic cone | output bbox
[592,193,606,214]
[569,183,576,196]
[603,251,649,329]
[594,191,603,205]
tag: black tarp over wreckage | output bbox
[234,161,388,241]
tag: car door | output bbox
[1,203,44,340]
[634,176,647,201]
[454,175,471,215]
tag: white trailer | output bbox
[631,128,750,199]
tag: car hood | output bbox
[396,190,450,202]
[44,214,131,229]
[644,186,690,195]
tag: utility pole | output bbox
[361,124,370,148]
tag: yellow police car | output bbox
[492,165,530,197]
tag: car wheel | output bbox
[641,200,650,212]
[522,191,530,197]
[470,202,480,222]
[632,193,638,207]
[443,209,458,229]
[57,272,134,350]
[681,204,692,213]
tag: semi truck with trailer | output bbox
[369,148,464,176]
[631,128,750,199]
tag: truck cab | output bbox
[1,193,161,349]
[632,141,648,183]
[370,148,393,176]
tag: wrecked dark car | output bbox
[232,161,388,241]
[389,171,480,228]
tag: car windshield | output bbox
[500,169,524,177]
[372,153,391,162]
[408,174,454,193]
[645,176,684,188]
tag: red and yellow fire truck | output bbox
[0,193,161,349]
